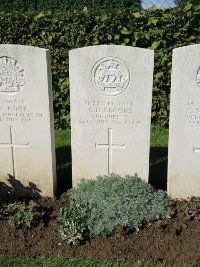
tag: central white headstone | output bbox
[0,45,56,197]
[168,44,200,199]
[70,45,154,186]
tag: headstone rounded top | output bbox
[0,56,25,95]
[91,56,130,96]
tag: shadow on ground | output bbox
[149,146,168,191]
[0,146,72,199]
[56,145,72,195]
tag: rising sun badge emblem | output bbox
[0,56,25,95]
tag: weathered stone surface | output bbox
[168,44,200,199]
[69,45,154,186]
[0,45,56,197]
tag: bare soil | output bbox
[0,193,199,266]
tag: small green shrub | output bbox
[0,201,8,218]
[68,174,172,236]
[58,202,88,245]
[4,202,41,227]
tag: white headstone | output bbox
[0,45,56,197]
[168,44,200,199]
[69,45,154,186]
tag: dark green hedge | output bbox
[0,4,199,128]
[175,0,199,6]
[0,0,142,12]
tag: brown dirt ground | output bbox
[0,193,199,266]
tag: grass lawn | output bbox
[0,255,194,267]
[149,127,168,190]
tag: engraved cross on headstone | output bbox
[0,126,29,178]
[95,128,125,174]
[193,146,200,154]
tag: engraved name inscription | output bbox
[78,100,141,125]
[0,99,44,123]
[0,57,25,94]
[91,57,130,96]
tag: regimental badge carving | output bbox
[92,57,130,96]
[0,57,25,94]
[197,67,200,87]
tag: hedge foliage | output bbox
[0,4,199,128]
[0,0,141,12]
[175,0,199,6]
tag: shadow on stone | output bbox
[149,146,168,191]
[0,174,41,199]
[0,143,72,199]
[56,145,72,195]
